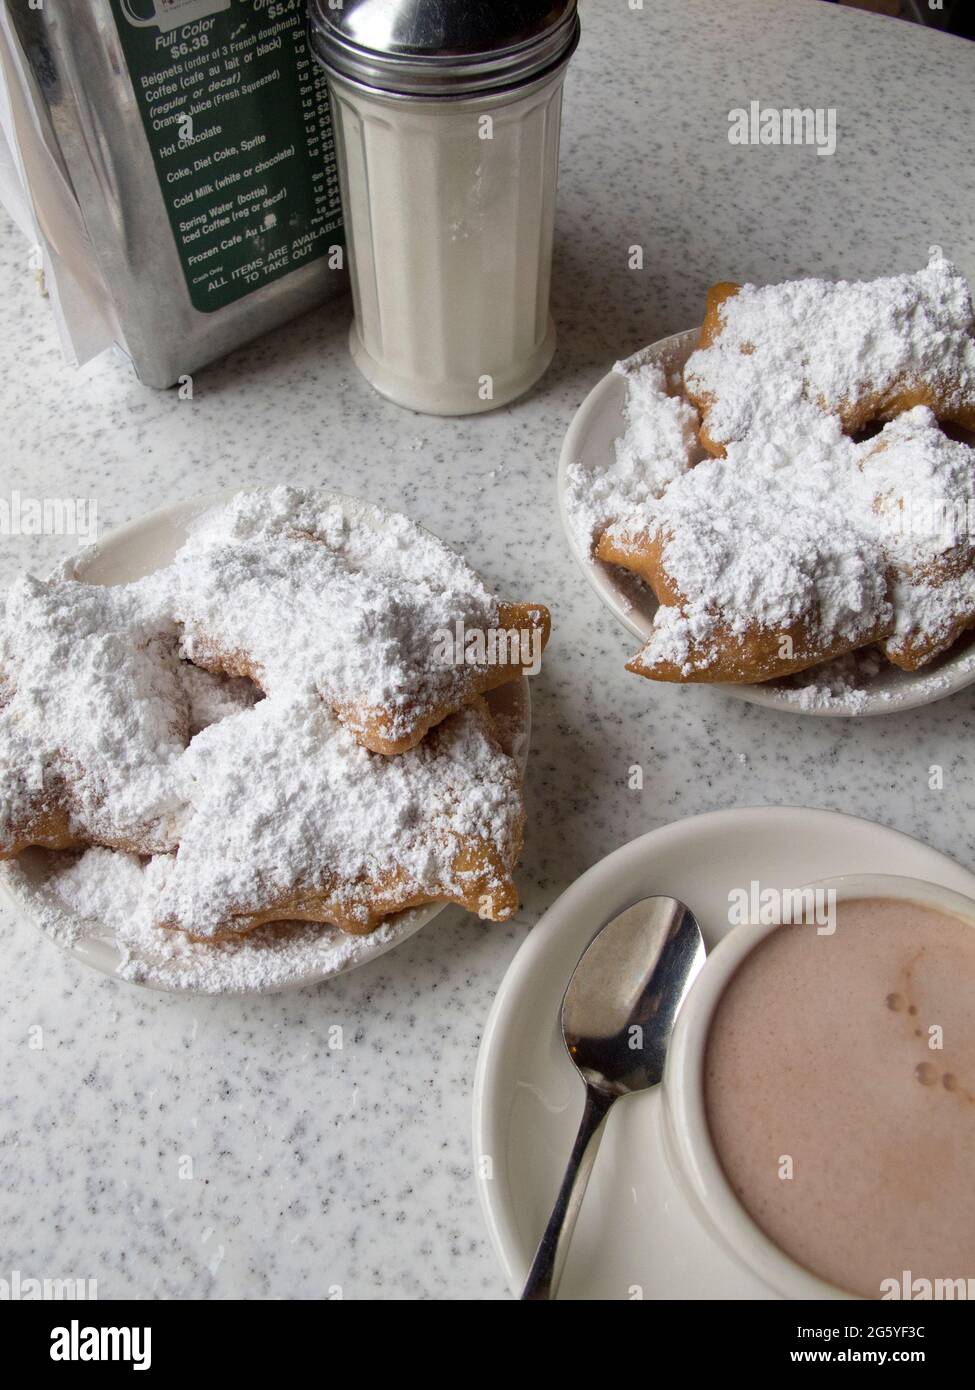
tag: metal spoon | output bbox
[521,896,706,1301]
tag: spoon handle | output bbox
[521,1086,615,1300]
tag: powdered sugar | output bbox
[621,407,892,674]
[180,663,260,735]
[0,490,530,989]
[4,698,522,984]
[0,573,188,853]
[5,845,425,993]
[3,674,531,992]
[629,405,975,677]
[772,639,975,714]
[568,254,975,687]
[170,489,503,745]
[156,696,522,938]
[859,411,975,659]
[774,649,887,714]
[565,355,700,554]
[684,248,975,448]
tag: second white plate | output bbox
[472,806,975,1300]
[557,329,975,716]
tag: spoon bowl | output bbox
[563,896,706,1095]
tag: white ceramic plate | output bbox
[472,806,975,1300]
[557,329,975,716]
[0,490,531,995]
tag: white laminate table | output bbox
[0,0,973,1300]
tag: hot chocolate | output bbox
[704,897,975,1298]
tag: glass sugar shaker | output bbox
[309,0,580,416]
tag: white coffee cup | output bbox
[661,873,975,1300]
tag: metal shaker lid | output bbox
[308,0,580,98]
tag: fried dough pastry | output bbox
[596,401,975,684]
[595,412,895,684]
[859,408,975,670]
[0,573,189,858]
[577,253,975,688]
[685,250,975,456]
[169,489,550,754]
[152,696,525,940]
[1,489,540,946]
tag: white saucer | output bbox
[557,329,975,717]
[472,807,975,1299]
[0,490,531,995]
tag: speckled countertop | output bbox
[1,0,974,1301]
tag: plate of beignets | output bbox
[0,488,546,992]
[560,251,975,715]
